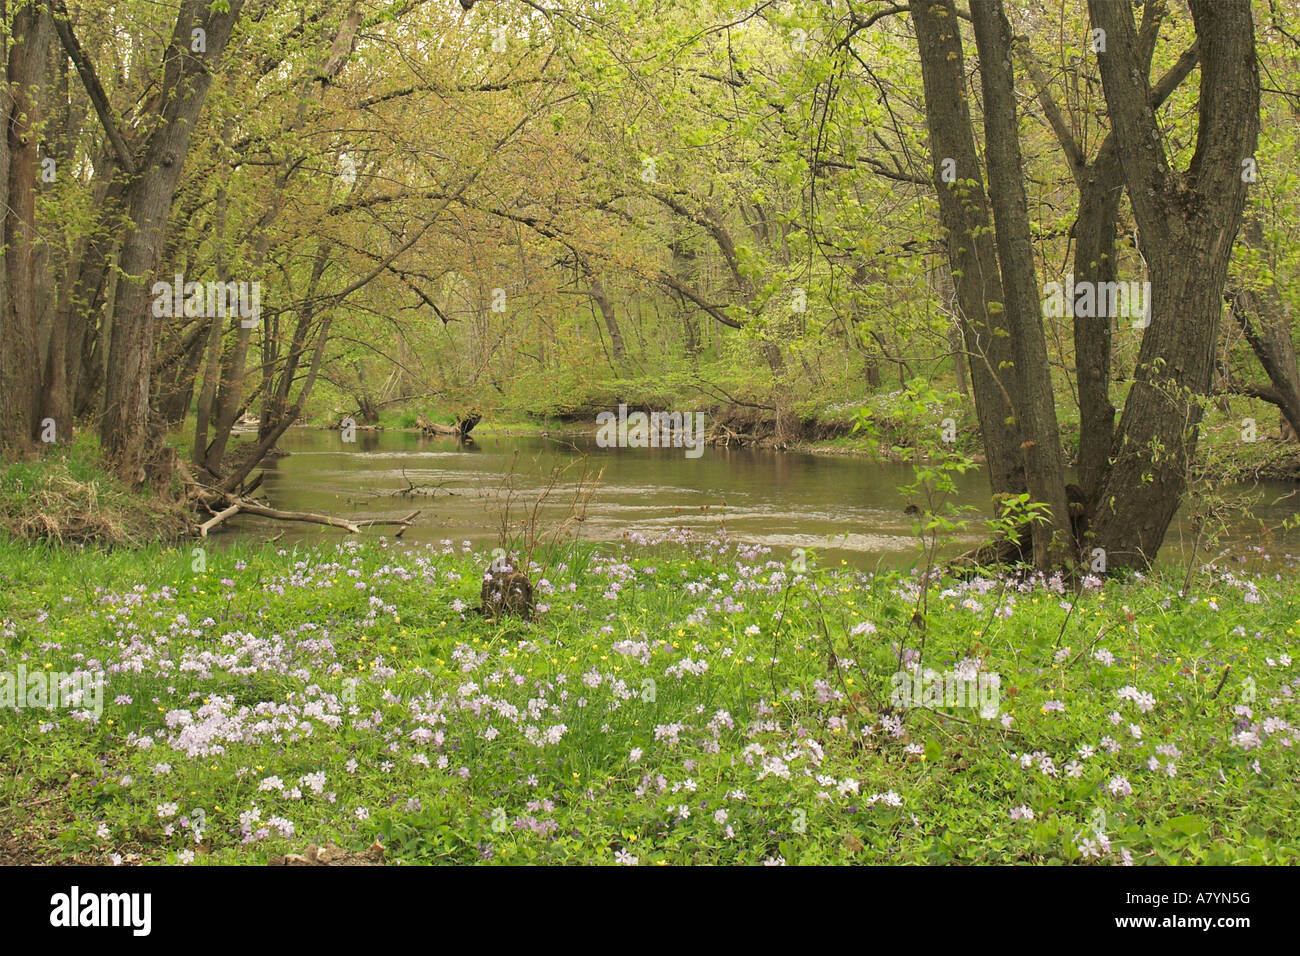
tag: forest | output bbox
[0,0,1298,870]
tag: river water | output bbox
[222,427,1299,569]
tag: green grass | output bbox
[1,531,1297,865]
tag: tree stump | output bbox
[479,568,535,620]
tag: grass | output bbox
[1,530,1297,865]
[0,437,191,548]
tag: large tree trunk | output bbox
[1071,151,1123,505]
[99,0,244,485]
[1021,33,1200,507]
[0,2,50,452]
[970,0,1072,569]
[911,0,1025,499]
[1086,0,1259,569]
[56,161,129,420]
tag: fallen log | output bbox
[181,460,424,538]
[416,412,481,438]
[195,498,423,538]
[233,500,363,534]
[198,504,242,538]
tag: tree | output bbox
[97,0,246,486]
[1086,0,1260,568]
[969,0,1072,568]
[910,0,1026,505]
[1018,12,1201,506]
[0,2,52,453]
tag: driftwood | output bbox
[191,479,422,539]
[416,413,480,438]
[183,451,425,539]
[707,421,747,446]
[198,504,242,537]
[235,501,366,534]
[356,510,422,539]
[377,469,457,499]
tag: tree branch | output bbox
[45,0,137,175]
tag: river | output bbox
[221,427,1299,569]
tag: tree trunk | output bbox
[0,2,50,452]
[154,317,209,426]
[60,163,129,419]
[219,315,333,494]
[99,0,244,485]
[192,176,229,470]
[970,0,1072,568]
[1070,150,1123,506]
[911,0,1025,499]
[1086,0,1259,568]
[588,275,625,363]
[1020,33,1200,508]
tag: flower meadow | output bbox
[1,531,1298,866]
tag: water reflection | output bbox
[220,427,1298,569]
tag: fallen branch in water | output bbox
[377,470,456,498]
[416,413,480,438]
[356,510,422,538]
[198,504,242,537]
[191,482,422,538]
[235,500,364,534]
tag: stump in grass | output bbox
[269,841,385,866]
[479,567,535,620]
